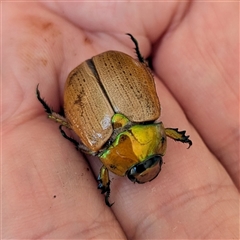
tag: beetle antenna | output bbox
[126,33,145,63]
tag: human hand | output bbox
[3,2,238,239]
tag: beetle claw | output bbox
[97,168,114,207]
[126,33,145,63]
[105,191,114,207]
[37,84,70,127]
[97,179,114,207]
[165,128,193,148]
[36,84,53,115]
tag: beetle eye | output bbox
[127,155,163,183]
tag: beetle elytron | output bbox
[36,33,192,207]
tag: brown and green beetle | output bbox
[36,33,192,207]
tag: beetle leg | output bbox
[165,128,192,149]
[59,125,97,155]
[98,166,114,207]
[36,84,70,128]
[126,33,145,63]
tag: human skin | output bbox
[2,2,239,239]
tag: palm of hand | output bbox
[3,2,239,239]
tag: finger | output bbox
[153,2,239,188]
[41,1,179,39]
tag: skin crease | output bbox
[2,1,239,239]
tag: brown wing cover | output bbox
[93,51,160,122]
[64,61,114,152]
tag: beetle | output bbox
[36,33,192,207]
